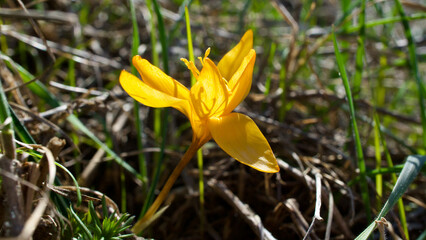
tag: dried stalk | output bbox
[208,178,277,240]
[0,127,24,236]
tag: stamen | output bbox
[198,48,211,66]
[198,56,204,66]
[181,58,200,78]
[204,47,211,59]
[222,77,232,94]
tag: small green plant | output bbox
[65,196,134,240]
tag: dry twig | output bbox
[208,178,277,240]
[278,159,354,239]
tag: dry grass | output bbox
[0,0,425,239]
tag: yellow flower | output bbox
[119,30,279,233]
[120,30,279,172]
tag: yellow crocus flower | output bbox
[119,30,279,233]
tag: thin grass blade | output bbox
[69,205,93,239]
[55,162,82,206]
[373,112,383,209]
[352,0,366,98]
[375,113,409,238]
[0,80,11,127]
[355,155,425,240]
[185,5,205,232]
[141,0,170,216]
[1,54,141,178]
[128,0,148,188]
[393,0,426,150]
[332,27,371,221]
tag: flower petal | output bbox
[132,56,190,100]
[190,58,228,119]
[224,49,256,114]
[217,30,253,81]
[208,113,279,173]
[120,70,190,116]
[189,115,212,147]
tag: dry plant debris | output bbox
[0,0,425,239]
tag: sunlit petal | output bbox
[132,56,190,100]
[217,30,253,81]
[224,49,256,114]
[190,59,228,119]
[120,70,190,116]
[208,113,279,173]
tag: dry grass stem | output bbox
[208,178,277,240]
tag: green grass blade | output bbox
[129,0,140,61]
[69,205,93,239]
[67,115,140,178]
[196,148,204,205]
[344,13,426,34]
[375,114,409,238]
[393,0,426,151]
[355,221,376,240]
[88,201,102,227]
[339,0,352,30]
[129,0,147,183]
[238,0,252,34]
[373,113,383,209]
[167,0,194,46]
[373,112,409,238]
[185,5,205,233]
[185,6,196,86]
[1,53,59,107]
[128,0,146,212]
[153,0,169,74]
[147,0,159,66]
[334,0,361,27]
[2,53,141,178]
[128,0,145,177]
[55,162,82,206]
[352,0,366,98]
[139,0,158,218]
[417,230,426,240]
[0,79,12,129]
[120,168,127,213]
[355,155,425,240]
[366,164,402,176]
[332,28,371,221]
[141,0,170,217]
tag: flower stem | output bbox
[132,140,201,234]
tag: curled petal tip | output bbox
[218,30,254,80]
[244,29,253,38]
[131,55,143,65]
